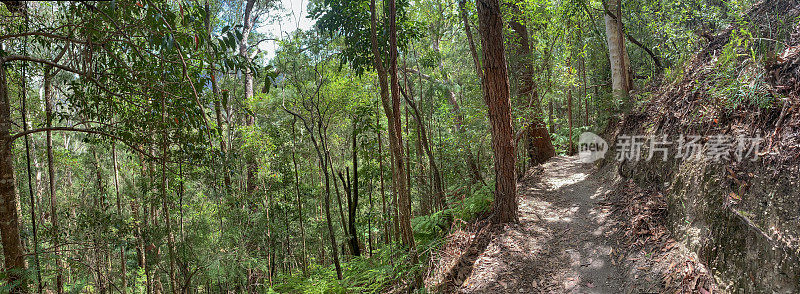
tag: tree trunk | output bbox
[548,98,554,134]
[388,0,414,249]
[459,0,482,80]
[330,159,349,248]
[507,4,554,165]
[604,0,632,101]
[403,68,483,185]
[206,0,231,191]
[19,54,43,294]
[477,0,518,224]
[320,146,342,279]
[44,66,65,294]
[240,0,258,196]
[399,81,444,211]
[568,88,574,154]
[376,103,389,245]
[457,0,486,184]
[112,144,128,293]
[160,103,177,294]
[349,122,361,256]
[0,61,27,294]
[290,120,308,275]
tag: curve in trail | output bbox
[457,156,651,293]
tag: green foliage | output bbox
[552,125,591,155]
[710,27,774,110]
[309,0,423,74]
[273,244,422,294]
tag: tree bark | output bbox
[44,66,65,294]
[376,103,389,245]
[349,122,361,256]
[0,59,29,294]
[241,0,258,196]
[112,143,127,293]
[477,0,518,224]
[603,0,632,100]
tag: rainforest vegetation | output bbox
[1,0,796,293]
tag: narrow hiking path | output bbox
[453,156,662,293]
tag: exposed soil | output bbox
[429,156,715,293]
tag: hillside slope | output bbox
[605,0,800,292]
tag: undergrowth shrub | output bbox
[271,183,494,293]
[710,27,774,110]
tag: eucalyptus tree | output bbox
[476,0,517,224]
[603,0,633,101]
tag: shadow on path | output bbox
[456,156,628,293]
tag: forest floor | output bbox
[429,156,715,293]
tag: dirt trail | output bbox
[454,156,661,293]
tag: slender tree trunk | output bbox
[206,0,231,191]
[160,100,177,294]
[368,0,402,245]
[320,148,342,279]
[330,158,349,249]
[290,121,308,275]
[388,0,414,249]
[548,98,554,134]
[90,148,108,294]
[240,0,258,196]
[376,103,389,245]
[348,122,361,256]
[18,53,43,294]
[568,88,574,154]
[477,0,518,224]
[604,0,632,101]
[580,28,589,127]
[507,4,554,165]
[284,109,343,279]
[399,81,444,211]
[459,0,482,80]
[44,66,65,294]
[457,0,486,184]
[112,144,128,293]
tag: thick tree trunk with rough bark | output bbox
[0,58,28,294]
[387,0,414,249]
[476,0,518,224]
